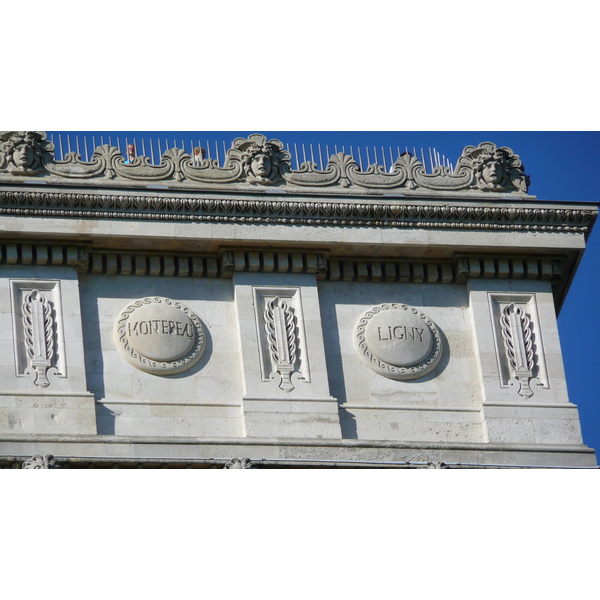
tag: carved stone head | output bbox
[0,131,53,175]
[459,142,530,193]
[229,133,290,185]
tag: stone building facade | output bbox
[0,131,597,468]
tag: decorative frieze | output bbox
[113,297,206,375]
[1,132,532,196]
[0,189,595,240]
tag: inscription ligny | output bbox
[354,303,442,380]
[377,325,426,343]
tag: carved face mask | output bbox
[13,143,34,168]
[251,153,271,177]
[482,159,503,184]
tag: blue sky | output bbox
[46,130,600,453]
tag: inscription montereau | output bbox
[114,297,206,375]
[127,319,195,338]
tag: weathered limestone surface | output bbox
[0,132,597,467]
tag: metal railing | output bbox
[46,132,456,174]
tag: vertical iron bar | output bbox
[84,137,89,161]
[310,143,315,165]
[318,143,324,170]
[389,146,394,169]
[215,140,220,165]
[302,143,307,165]
[366,146,371,166]
[294,144,300,170]
[59,135,64,161]
[428,148,434,172]
[67,135,71,154]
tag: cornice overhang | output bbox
[0,185,596,240]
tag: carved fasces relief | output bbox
[353,303,443,380]
[489,293,548,397]
[253,287,310,392]
[10,280,66,387]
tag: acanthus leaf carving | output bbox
[22,454,62,469]
[224,458,255,469]
[45,150,107,178]
[283,160,340,187]
[347,157,408,189]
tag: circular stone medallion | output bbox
[353,303,442,380]
[114,297,206,375]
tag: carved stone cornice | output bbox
[0,188,596,239]
[0,132,534,197]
